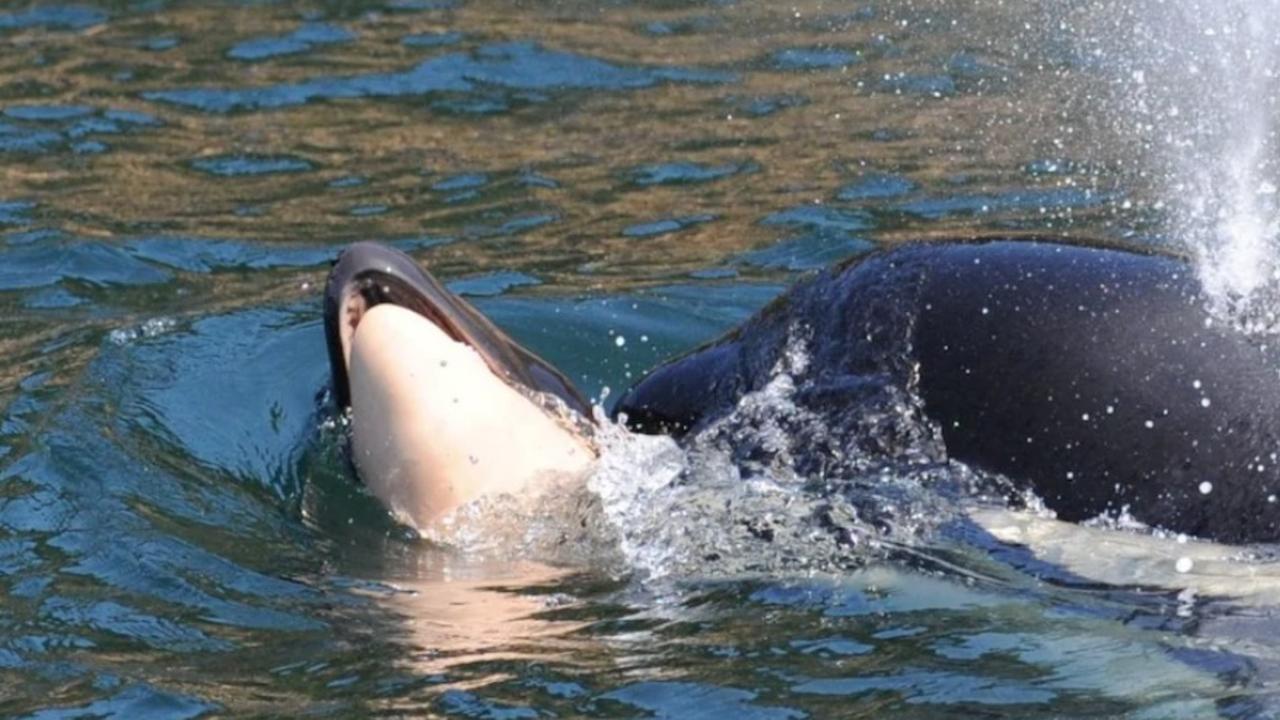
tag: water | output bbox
[1,0,1278,717]
[1057,0,1280,329]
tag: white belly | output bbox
[969,506,1280,604]
[348,303,594,530]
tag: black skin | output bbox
[614,239,1280,544]
[323,242,592,417]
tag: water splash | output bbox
[1077,0,1280,329]
[584,332,977,582]
[1165,3,1280,329]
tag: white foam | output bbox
[108,317,177,345]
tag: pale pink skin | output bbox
[346,303,595,530]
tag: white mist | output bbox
[1079,0,1280,329]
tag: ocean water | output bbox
[1,1,1278,717]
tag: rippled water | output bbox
[2,1,1278,717]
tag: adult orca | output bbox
[323,242,595,529]
[615,238,1280,545]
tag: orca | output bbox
[615,239,1280,544]
[323,242,595,529]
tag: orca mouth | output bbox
[323,242,592,418]
[335,273,466,369]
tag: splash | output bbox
[1165,2,1280,329]
[588,374,881,581]
[1077,0,1280,329]
[107,316,177,345]
[585,333,978,581]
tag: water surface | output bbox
[0,1,1274,717]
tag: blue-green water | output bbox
[1,1,1276,717]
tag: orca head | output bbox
[323,241,592,418]
[321,242,596,528]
